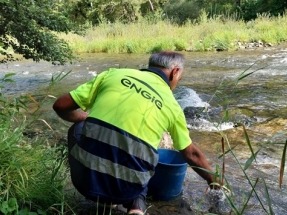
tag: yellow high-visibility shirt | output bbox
[70,67,191,150]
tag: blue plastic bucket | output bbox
[148,148,188,201]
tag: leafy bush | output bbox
[0,0,77,64]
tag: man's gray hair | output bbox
[148,51,185,69]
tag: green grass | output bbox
[58,12,287,54]
[0,112,66,214]
[0,74,71,215]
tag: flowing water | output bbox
[1,44,287,214]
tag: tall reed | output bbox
[208,63,286,214]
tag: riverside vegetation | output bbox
[1,0,287,64]
[1,14,287,215]
[60,12,287,54]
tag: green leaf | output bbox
[237,70,257,81]
[0,201,9,214]
[240,178,259,214]
[262,179,275,215]
[244,149,261,170]
[279,139,287,188]
[218,145,238,159]
[4,73,16,79]
[37,209,47,215]
[0,198,18,214]
[237,123,257,163]
[1,73,15,83]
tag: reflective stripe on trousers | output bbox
[70,118,158,186]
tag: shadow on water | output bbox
[1,44,287,214]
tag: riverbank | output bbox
[58,13,287,55]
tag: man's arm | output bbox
[180,143,218,188]
[53,93,88,122]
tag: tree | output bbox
[0,0,79,64]
[67,0,166,25]
[239,0,287,21]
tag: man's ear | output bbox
[169,67,180,81]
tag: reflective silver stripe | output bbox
[83,121,158,166]
[70,144,153,184]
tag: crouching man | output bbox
[53,51,217,215]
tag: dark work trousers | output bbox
[67,122,147,210]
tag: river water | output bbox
[1,45,287,214]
